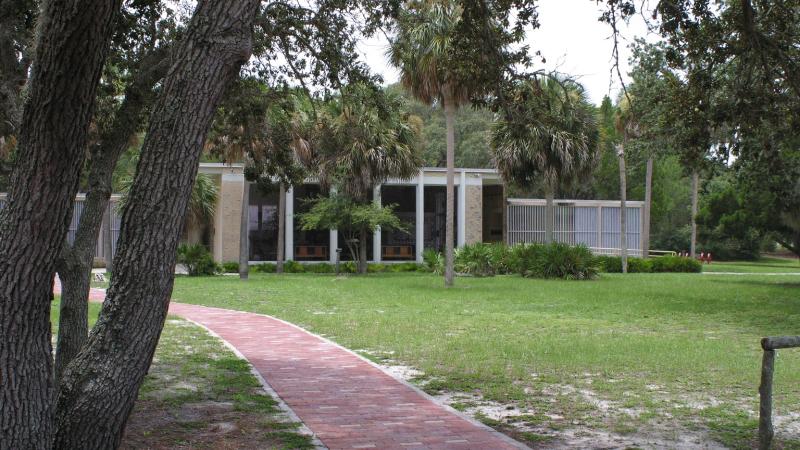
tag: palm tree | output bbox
[491,77,598,246]
[314,83,423,274]
[388,0,471,287]
[205,84,314,278]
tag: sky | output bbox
[357,0,653,106]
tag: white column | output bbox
[457,171,466,247]
[329,187,338,263]
[285,186,294,261]
[416,170,425,263]
[373,184,381,262]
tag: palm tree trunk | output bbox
[690,170,699,258]
[276,183,286,273]
[643,156,653,257]
[358,225,368,274]
[443,92,456,287]
[617,144,628,273]
[545,186,555,244]
[239,181,249,279]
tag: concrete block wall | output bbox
[215,168,245,262]
[465,184,483,244]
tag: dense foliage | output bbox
[176,244,220,276]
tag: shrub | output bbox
[176,244,219,276]
[252,262,276,273]
[221,261,239,273]
[510,243,597,280]
[650,255,702,273]
[305,263,334,273]
[283,260,305,273]
[340,261,357,273]
[596,256,652,273]
[535,243,598,280]
[455,243,498,277]
[390,262,423,272]
[368,263,388,273]
[422,249,444,275]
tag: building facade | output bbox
[0,163,644,264]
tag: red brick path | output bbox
[54,281,527,450]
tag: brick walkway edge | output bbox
[54,281,528,450]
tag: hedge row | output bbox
[595,255,702,273]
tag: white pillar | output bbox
[285,186,294,261]
[373,184,381,262]
[416,170,425,263]
[457,171,466,247]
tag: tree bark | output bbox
[690,170,699,258]
[277,183,286,273]
[443,92,456,287]
[358,224,368,274]
[53,1,258,447]
[54,50,169,382]
[617,144,628,273]
[239,180,250,279]
[0,0,119,447]
[642,157,653,257]
[545,186,555,244]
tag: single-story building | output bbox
[0,163,644,264]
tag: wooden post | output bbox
[758,336,800,449]
[759,349,775,450]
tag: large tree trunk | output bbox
[443,92,456,287]
[642,157,653,257]
[52,1,258,447]
[0,0,119,447]
[617,144,628,273]
[545,186,555,244]
[277,183,286,273]
[358,225,368,274]
[690,170,699,258]
[54,50,169,382]
[239,180,250,279]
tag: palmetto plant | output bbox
[491,76,599,244]
[388,0,471,287]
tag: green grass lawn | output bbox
[170,271,800,448]
[51,301,313,449]
[703,257,800,274]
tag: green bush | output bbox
[422,249,444,275]
[283,260,305,273]
[340,261,357,273]
[368,263,388,273]
[455,243,499,277]
[509,243,598,280]
[252,262,276,273]
[389,262,423,272]
[221,261,239,273]
[650,255,702,273]
[176,244,220,276]
[304,263,334,273]
[596,256,652,273]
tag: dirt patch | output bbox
[376,361,735,449]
